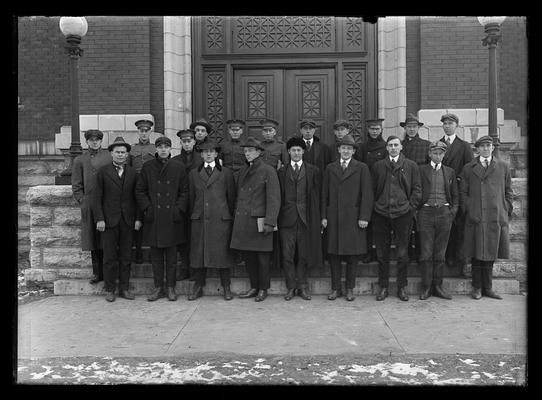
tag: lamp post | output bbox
[55,17,88,185]
[478,16,506,155]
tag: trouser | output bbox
[471,258,495,290]
[150,245,177,289]
[102,219,134,293]
[280,219,309,290]
[373,211,413,289]
[446,210,466,267]
[90,249,104,278]
[329,254,358,290]
[418,206,454,289]
[133,229,143,255]
[243,251,271,290]
[193,268,231,287]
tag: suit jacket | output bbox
[93,163,142,228]
[301,135,331,174]
[418,164,459,216]
[440,136,474,176]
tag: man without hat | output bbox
[417,140,458,300]
[93,137,142,302]
[230,137,281,302]
[259,118,289,170]
[219,119,248,184]
[298,119,331,174]
[371,135,421,302]
[128,119,156,264]
[71,129,112,285]
[321,135,373,301]
[136,135,189,301]
[277,137,323,301]
[459,136,513,300]
[401,114,431,263]
[187,140,237,301]
[439,113,474,275]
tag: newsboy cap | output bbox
[429,140,447,152]
[299,119,317,129]
[400,114,424,127]
[108,136,131,152]
[366,118,384,128]
[333,119,352,130]
[176,129,195,139]
[135,119,154,130]
[154,136,172,147]
[474,135,494,147]
[336,134,358,149]
[260,118,279,128]
[286,136,307,151]
[84,129,104,140]
[189,118,213,132]
[240,136,265,151]
[440,113,459,124]
[226,118,246,127]
[198,140,221,152]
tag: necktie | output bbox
[115,164,123,177]
[434,164,438,171]
[446,137,451,146]
[293,163,299,177]
[305,140,311,152]
[341,161,347,172]
[483,159,489,168]
[205,165,213,176]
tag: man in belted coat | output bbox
[321,135,373,302]
[298,118,331,174]
[459,136,513,300]
[417,141,458,300]
[439,113,474,274]
[93,137,142,302]
[128,119,156,264]
[259,118,289,170]
[371,135,421,302]
[136,136,189,302]
[187,140,237,301]
[71,129,112,285]
[219,118,248,184]
[230,137,281,302]
[277,137,323,301]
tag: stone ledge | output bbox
[27,186,76,207]
[25,268,93,282]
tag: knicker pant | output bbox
[102,219,134,293]
[280,219,309,290]
[243,251,271,290]
[329,254,358,290]
[193,268,231,288]
[471,258,495,290]
[150,246,177,289]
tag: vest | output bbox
[427,167,447,206]
[283,164,308,226]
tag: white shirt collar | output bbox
[205,161,216,169]
[340,158,351,167]
[389,155,399,163]
[291,160,303,168]
[305,138,313,145]
[480,156,492,164]
[430,160,441,170]
[444,134,456,144]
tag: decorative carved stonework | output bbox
[205,72,225,139]
[344,70,364,141]
[301,81,321,118]
[206,17,224,49]
[345,17,363,47]
[248,82,268,118]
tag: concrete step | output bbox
[54,276,519,296]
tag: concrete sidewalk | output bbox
[17,293,526,359]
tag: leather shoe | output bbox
[376,287,388,301]
[89,274,103,285]
[397,287,409,302]
[327,290,342,300]
[482,288,502,300]
[223,286,233,301]
[188,286,203,301]
[433,285,452,300]
[167,287,178,301]
[284,289,295,301]
[147,287,165,302]
[105,291,116,302]
[345,288,355,301]
[255,289,268,302]
[419,287,432,300]
[472,288,482,300]
[298,288,312,301]
[239,288,258,298]
[119,290,135,300]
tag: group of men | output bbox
[72,112,513,303]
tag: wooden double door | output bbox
[234,68,336,145]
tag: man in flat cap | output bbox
[459,136,513,300]
[417,140,458,300]
[219,119,248,184]
[359,118,387,263]
[277,137,323,301]
[321,135,373,302]
[72,129,112,285]
[259,118,289,170]
[371,135,421,302]
[128,119,156,264]
[439,113,474,275]
[230,137,281,302]
[298,119,331,174]
[189,118,213,149]
[93,137,142,302]
[401,114,431,263]
[187,140,237,301]
[136,135,189,302]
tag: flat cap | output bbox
[333,119,352,130]
[176,129,195,139]
[400,114,424,127]
[260,118,279,128]
[154,136,172,147]
[108,136,131,152]
[474,135,494,147]
[189,118,213,132]
[440,113,459,124]
[429,140,447,151]
[240,136,265,151]
[336,134,358,149]
[299,119,317,129]
[286,136,307,150]
[198,140,221,152]
[84,129,104,140]
[135,119,154,130]
[226,118,246,127]
[366,118,384,127]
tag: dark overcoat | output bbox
[358,135,387,170]
[459,157,513,261]
[322,158,374,255]
[230,156,281,252]
[136,156,189,248]
[440,136,474,176]
[172,150,204,172]
[277,162,323,269]
[301,135,331,174]
[71,148,112,250]
[189,164,237,268]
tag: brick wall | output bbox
[405,16,421,114]
[150,17,165,134]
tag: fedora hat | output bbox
[108,136,131,152]
[240,136,265,151]
[400,114,424,127]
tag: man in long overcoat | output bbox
[321,135,373,301]
[299,118,331,174]
[188,140,237,301]
[439,113,474,274]
[230,137,281,302]
[277,137,323,301]
[459,136,513,300]
[71,129,112,285]
[93,137,142,302]
[136,136,189,302]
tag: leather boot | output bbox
[397,287,409,301]
[471,288,482,300]
[284,288,295,301]
[419,287,432,300]
[167,287,177,301]
[298,288,312,301]
[255,289,268,302]
[223,286,233,301]
[147,287,165,302]
[482,288,502,300]
[345,288,355,301]
[433,285,452,300]
[105,290,116,302]
[327,289,342,300]
[119,289,135,300]
[376,287,388,301]
[188,285,203,301]
[239,288,258,298]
